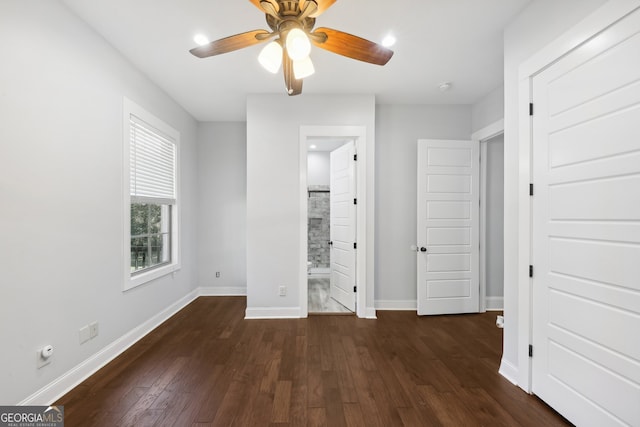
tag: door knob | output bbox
[420,247,427,252]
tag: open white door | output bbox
[531,8,640,426]
[417,139,479,315]
[329,141,356,312]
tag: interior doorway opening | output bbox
[471,120,505,313]
[480,133,504,311]
[306,137,355,314]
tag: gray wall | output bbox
[246,95,376,314]
[0,1,198,404]
[472,85,504,133]
[197,122,247,292]
[375,104,472,307]
[307,152,330,186]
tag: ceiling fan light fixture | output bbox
[258,41,283,73]
[193,33,210,46]
[286,28,311,61]
[382,34,396,48]
[293,55,315,79]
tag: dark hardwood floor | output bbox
[56,297,570,426]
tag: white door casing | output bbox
[330,141,356,312]
[417,139,480,315]
[531,8,640,426]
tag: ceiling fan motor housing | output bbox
[266,1,316,33]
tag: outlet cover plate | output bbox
[79,326,90,344]
[89,322,99,339]
[36,350,51,369]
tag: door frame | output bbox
[299,125,373,319]
[472,119,504,313]
[515,0,640,392]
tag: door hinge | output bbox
[353,198,357,205]
[529,345,533,358]
[353,154,357,161]
[353,242,357,249]
[529,103,534,116]
[353,286,357,293]
[529,265,534,278]
[529,183,534,196]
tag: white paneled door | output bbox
[417,140,479,315]
[531,8,640,426]
[330,141,356,312]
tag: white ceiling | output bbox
[61,0,530,122]
[308,137,352,152]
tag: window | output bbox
[130,203,171,273]
[124,98,179,290]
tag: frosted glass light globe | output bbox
[286,28,311,61]
[258,41,283,73]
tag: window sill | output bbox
[124,262,180,291]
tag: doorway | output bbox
[480,133,504,311]
[307,137,355,314]
[298,125,371,319]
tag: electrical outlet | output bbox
[89,322,99,339]
[215,271,220,278]
[79,326,90,344]
[36,345,53,369]
[279,286,287,296]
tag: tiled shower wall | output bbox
[308,185,330,268]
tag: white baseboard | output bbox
[499,358,519,386]
[244,307,302,319]
[19,289,200,406]
[485,296,504,311]
[375,300,417,311]
[199,286,246,296]
[375,298,503,312]
[363,306,377,319]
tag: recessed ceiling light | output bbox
[382,34,396,48]
[310,144,317,149]
[193,34,209,46]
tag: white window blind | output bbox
[129,115,176,204]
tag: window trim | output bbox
[123,98,180,290]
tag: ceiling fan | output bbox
[189,0,394,96]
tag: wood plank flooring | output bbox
[56,297,570,426]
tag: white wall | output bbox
[307,152,330,186]
[485,135,504,299]
[374,105,472,308]
[502,0,607,383]
[0,1,198,404]
[197,122,246,293]
[472,85,504,133]
[246,95,375,315]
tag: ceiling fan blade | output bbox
[260,1,280,18]
[283,49,303,96]
[309,0,336,17]
[311,27,394,65]
[248,0,280,13]
[189,30,270,58]
[298,0,319,21]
